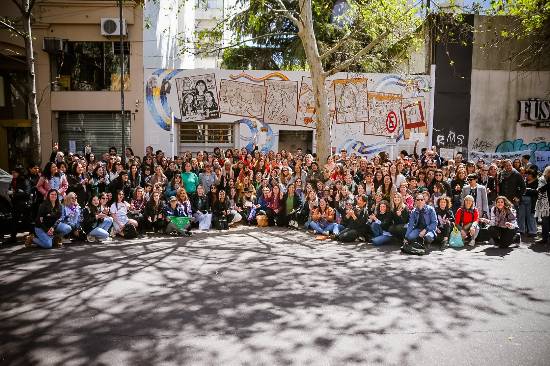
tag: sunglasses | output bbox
[415,198,424,201]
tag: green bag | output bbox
[167,216,191,231]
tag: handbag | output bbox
[449,225,464,248]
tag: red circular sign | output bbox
[386,111,398,133]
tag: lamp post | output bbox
[119,0,126,164]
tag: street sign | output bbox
[386,111,398,133]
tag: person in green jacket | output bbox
[181,162,199,197]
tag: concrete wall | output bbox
[468,15,550,158]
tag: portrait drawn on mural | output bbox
[297,76,336,128]
[334,78,369,124]
[175,73,220,122]
[218,79,267,118]
[263,79,298,125]
[364,92,402,136]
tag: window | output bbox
[196,0,220,9]
[179,123,233,144]
[52,41,130,91]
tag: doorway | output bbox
[278,130,313,154]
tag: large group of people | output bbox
[6,142,549,253]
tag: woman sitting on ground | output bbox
[110,189,139,237]
[144,191,165,233]
[280,182,302,228]
[455,195,480,247]
[26,189,63,248]
[369,200,394,246]
[238,187,259,225]
[212,190,233,230]
[82,195,113,242]
[56,192,84,241]
[486,196,518,248]
[192,184,212,230]
[308,197,343,237]
[434,195,454,248]
[388,192,410,241]
[163,196,192,236]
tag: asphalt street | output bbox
[1,227,550,366]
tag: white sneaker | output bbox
[468,239,475,247]
[86,235,96,243]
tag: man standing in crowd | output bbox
[498,159,526,209]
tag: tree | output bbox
[191,0,423,163]
[0,0,41,166]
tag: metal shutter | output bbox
[58,111,131,155]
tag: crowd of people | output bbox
[6,142,549,253]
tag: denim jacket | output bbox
[406,205,438,237]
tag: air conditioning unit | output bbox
[43,37,68,53]
[101,18,127,37]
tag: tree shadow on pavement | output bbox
[0,227,549,365]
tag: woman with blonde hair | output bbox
[56,192,83,241]
[388,192,410,240]
[455,194,480,246]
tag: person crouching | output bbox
[163,196,192,236]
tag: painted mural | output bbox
[144,69,432,155]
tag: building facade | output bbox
[0,0,144,170]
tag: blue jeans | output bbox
[308,221,343,235]
[89,217,113,240]
[56,222,73,236]
[33,227,53,249]
[517,196,537,234]
[406,228,436,243]
[371,222,393,246]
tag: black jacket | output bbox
[36,201,62,232]
[192,194,210,213]
[281,193,302,216]
[498,169,526,202]
[341,205,369,232]
[391,207,410,226]
[81,205,103,234]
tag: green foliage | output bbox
[209,0,425,72]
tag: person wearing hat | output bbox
[238,186,259,225]
[8,166,32,243]
[163,196,192,236]
[461,173,489,219]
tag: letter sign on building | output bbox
[518,99,550,127]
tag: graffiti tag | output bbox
[435,129,465,147]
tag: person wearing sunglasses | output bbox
[405,193,438,247]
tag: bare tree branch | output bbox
[0,16,26,38]
[273,0,301,28]
[28,0,37,16]
[320,31,356,60]
[193,31,297,56]
[323,30,391,77]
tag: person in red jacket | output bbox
[455,195,480,246]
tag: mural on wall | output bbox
[144,69,432,154]
[401,97,427,139]
[334,78,369,124]
[263,79,298,126]
[296,77,336,128]
[145,69,183,131]
[495,138,550,161]
[237,118,274,153]
[174,73,220,122]
[218,79,266,118]
[337,138,388,157]
[365,92,402,136]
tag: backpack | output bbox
[123,223,138,239]
[401,239,427,256]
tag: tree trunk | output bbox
[297,0,331,164]
[22,0,41,166]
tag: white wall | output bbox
[144,68,431,157]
